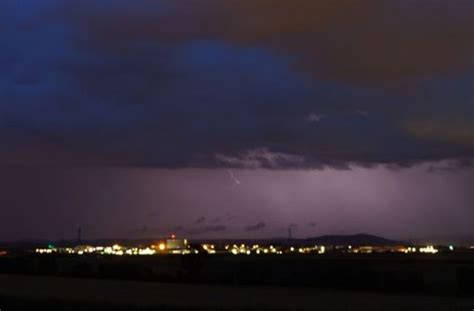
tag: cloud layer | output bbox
[1,0,473,168]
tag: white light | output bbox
[138,248,155,255]
[419,245,438,254]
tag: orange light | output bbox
[171,234,176,239]
[158,243,166,251]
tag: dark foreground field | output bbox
[2,253,474,293]
[1,254,474,310]
[1,274,473,311]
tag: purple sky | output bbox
[1,162,472,243]
[1,1,473,243]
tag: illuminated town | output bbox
[25,235,472,257]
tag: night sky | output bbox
[1,0,473,243]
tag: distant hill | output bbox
[192,233,403,246]
[303,234,403,246]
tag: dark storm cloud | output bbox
[194,217,206,224]
[216,148,306,169]
[187,225,227,236]
[60,0,474,83]
[245,222,266,232]
[1,0,473,168]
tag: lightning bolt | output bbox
[227,170,241,186]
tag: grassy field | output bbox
[0,274,473,311]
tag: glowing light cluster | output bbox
[226,244,284,255]
[296,245,325,254]
[35,248,55,254]
[419,245,438,254]
[32,240,457,257]
[34,238,189,256]
[202,244,216,254]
